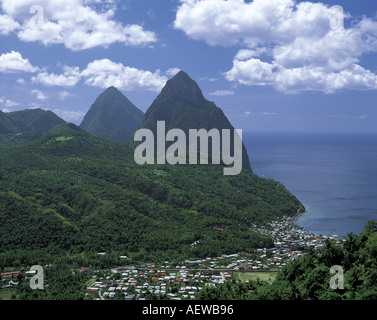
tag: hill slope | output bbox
[7,108,66,133]
[0,123,304,263]
[1,108,66,135]
[0,110,19,134]
[80,86,144,142]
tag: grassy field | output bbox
[236,272,278,283]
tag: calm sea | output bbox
[243,132,377,237]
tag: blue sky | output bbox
[0,0,376,132]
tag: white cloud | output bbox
[330,114,372,120]
[166,68,181,77]
[225,58,275,86]
[16,78,25,85]
[0,51,39,73]
[175,0,377,93]
[81,58,168,92]
[27,57,171,92]
[4,99,20,107]
[199,76,220,82]
[31,89,48,101]
[0,13,19,34]
[1,0,157,51]
[32,66,81,87]
[58,91,75,101]
[235,48,267,60]
[175,0,331,46]
[242,111,279,118]
[208,89,235,96]
[0,97,20,108]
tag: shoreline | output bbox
[291,208,308,231]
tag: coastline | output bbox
[291,207,308,230]
[244,131,377,242]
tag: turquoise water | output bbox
[243,132,377,237]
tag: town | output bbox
[1,216,345,300]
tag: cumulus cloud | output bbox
[16,78,25,85]
[58,91,75,101]
[32,66,81,87]
[0,0,157,51]
[0,51,40,73]
[175,0,377,93]
[0,97,20,108]
[31,89,48,101]
[166,68,181,77]
[81,58,168,92]
[0,13,19,34]
[28,57,170,92]
[174,0,332,46]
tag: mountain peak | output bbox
[140,71,252,173]
[0,108,66,134]
[103,86,120,94]
[159,70,204,103]
[80,87,144,142]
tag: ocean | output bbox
[243,132,377,238]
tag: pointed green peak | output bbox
[80,86,144,142]
[160,70,205,102]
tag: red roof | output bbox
[1,271,21,275]
[1,271,21,278]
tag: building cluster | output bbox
[250,215,343,251]
[83,215,345,300]
[1,216,346,300]
[85,267,217,300]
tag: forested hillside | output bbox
[0,123,304,267]
[0,108,66,134]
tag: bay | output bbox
[243,132,377,237]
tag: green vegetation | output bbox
[1,87,375,300]
[0,108,66,134]
[6,75,371,301]
[0,110,19,134]
[0,123,303,270]
[198,221,377,300]
[12,264,88,300]
[236,272,277,283]
[54,136,74,142]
